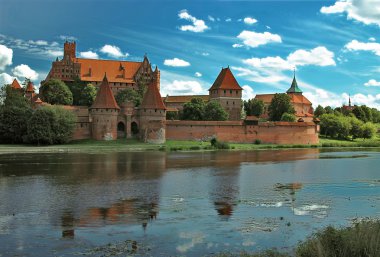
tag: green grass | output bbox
[319,135,380,147]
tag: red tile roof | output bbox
[209,67,242,91]
[90,74,120,110]
[26,81,35,92]
[74,58,142,83]
[140,80,166,110]
[11,79,21,89]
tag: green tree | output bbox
[268,93,295,121]
[181,97,206,120]
[203,100,228,121]
[244,98,264,117]
[349,116,363,139]
[371,108,380,123]
[25,106,76,145]
[361,122,377,139]
[314,105,326,117]
[67,79,97,106]
[324,106,333,114]
[361,105,373,122]
[115,88,142,106]
[280,112,296,122]
[40,79,73,105]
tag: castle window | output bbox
[230,90,232,94]
[233,101,235,105]
[155,109,157,112]
[236,90,238,95]
[224,90,226,94]
[227,101,229,105]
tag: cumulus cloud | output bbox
[100,44,128,58]
[178,10,208,32]
[233,46,335,86]
[0,44,13,70]
[232,43,243,48]
[28,40,48,46]
[369,37,376,41]
[225,18,232,22]
[321,0,380,27]
[80,51,99,59]
[195,72,202,77]
[46,50,63,57]
[164,58,190,67]
[243,17,258,25]
[344,39,380,56]
[236,30,282,48]
[364,79,380,87]
[242,85,255,100]
[59,35,77,41]
[0,72,14,86]
[287,46,336,67]
[162,80,203,95]
[12,64,39,81]
[208,15,215,22]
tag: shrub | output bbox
[254,139,261,145]
[210,137,230,149]
[280,112,296,122]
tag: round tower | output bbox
[139,77,166,144]
[90,74,120,140]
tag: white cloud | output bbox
[208,15,215,22]
[225,18,232,22]
[201,52,209,56]
[59,35,77,41]
[244,17,258,25]
[287,46,336,67]
[164,58,190,67]
[0,72,14,86]
[178,10,208,33]
[321,0,380,27]
[344,39,380,56]
[80,51,99,59]
[0,44,13,70]
[232,43,243,48]
[12,64,39,81]
[162,80,203,95]
[195,72,202,77]
[243,56,292,70]
[364,79,380,87]
[236,30,282,48]
[100,44,128,58]
[369,37,376,41]
[28,40,48,46]
[266,25,271,29]
[242,85,255,100]
[346,92,380,108]
[46,50,63,57]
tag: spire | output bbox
[11,79,21,89]
[26,81,35,92]
[286,70,302,94]
[140,80,166,110]
[349,94,351,107]
[208,67,242,91]
[90,73,120,110]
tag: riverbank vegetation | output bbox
[216,220,380,257]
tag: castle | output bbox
[11,42,319,145]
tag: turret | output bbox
[63,41,76,60]
[287,70,303,95]
[25,81,35,102]
[208,67,243,120]
[139,78,166,144]
[89,74,120,140]
[153,66,160,91]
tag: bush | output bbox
[280,112,296,122]
[361,122,376,139]
[210,137,230,149]
[254,139,261,145]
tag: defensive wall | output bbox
[166,120,319,145]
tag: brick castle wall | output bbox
[166,120,318,145]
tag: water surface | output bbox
[0,149,379,256]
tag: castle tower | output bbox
[90,74,120,140]
[139,79,166,144]
[25,81,35,103]
[153,66,160,91]
[286,70,303,95]
[63,41,76,60]
[10,79,22,90]
[208,67,243,120]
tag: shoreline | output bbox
[0,138,380,154]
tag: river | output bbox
[0,149,379,256]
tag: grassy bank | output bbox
[1,136,380,154]
[215,220,380,257]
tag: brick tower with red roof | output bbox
[139,76,166,143]
[209,67,243,120]
[90,73,120,140]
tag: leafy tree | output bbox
[314,105,325,117]
[67,79,97,106]
[324,106,333,114]
[361,122,377,139]
[181,97,206,120]
[371,108,380,123]
[244,98,264,117]
[268,93,295,121]
[25,106,76,145]
[352,106,367,122]
[166,111,179,120]
[115,88,142,106]
[40,79,73,105]
[349,117,363,140]
[0,84,32,143]
[280,112,296,122]
[361,105,373,122]
[203,100,228,121]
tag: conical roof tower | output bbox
[287,70,302,94]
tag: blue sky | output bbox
[1,0,380,108]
